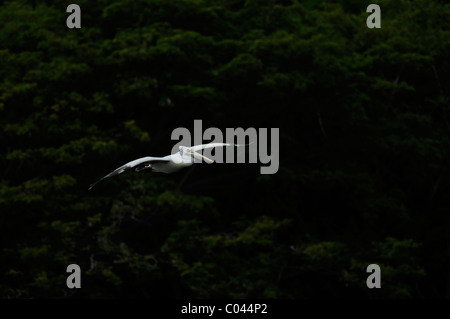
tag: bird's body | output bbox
[88,143,241,190]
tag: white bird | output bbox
[88,143,244,190]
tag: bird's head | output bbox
[179,146,214,163]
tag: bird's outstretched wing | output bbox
[190,142,252,152]
[88,156,170,190]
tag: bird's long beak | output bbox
[190,150,214,163]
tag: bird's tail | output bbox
[235,141,255,147]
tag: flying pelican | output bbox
[88,143,244,190]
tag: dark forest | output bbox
[1,0,450,299]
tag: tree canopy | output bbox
[1,0,450,298]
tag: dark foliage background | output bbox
[1,0,450,298]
